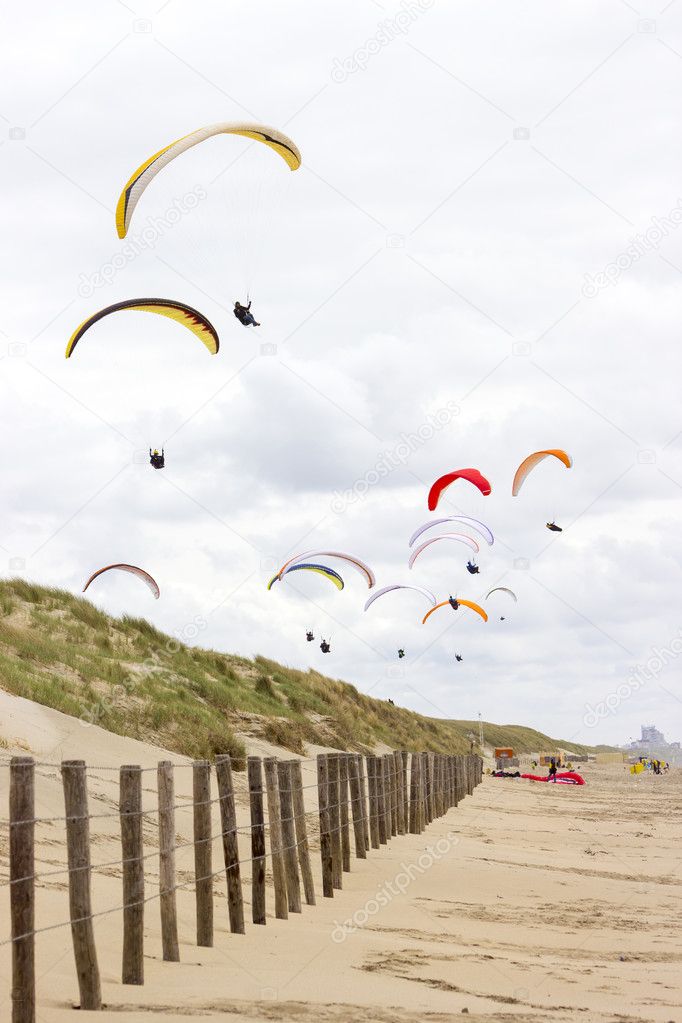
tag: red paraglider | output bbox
[427,468,492,510]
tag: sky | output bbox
[1,0,682,748]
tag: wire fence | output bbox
[2,749,483,1020]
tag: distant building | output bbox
[626,724,679,762]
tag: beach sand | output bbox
[1,689,680,1022]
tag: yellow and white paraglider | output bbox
[115,123,301,239]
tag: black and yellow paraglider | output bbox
[66,299,219,358]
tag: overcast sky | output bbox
[2,0,682,747]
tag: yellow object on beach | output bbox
[631,763,645,774]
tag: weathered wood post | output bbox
[389,755,398,837]
[367,757,380,849]
[263,757,287,919]
[358,754,370,852]
[339,754,351,872]
[277,760,302,913]
[316,754,333,897]
[347,754,366,858]
[247,756,266,924]
[192,760,213,948]
[290,760,316,905]
[394,751,405,834]
[409,752,420,834]
[120,764,144,984]
[10,756,35,1023]
[428,753,436,822]
[62,760,102,1009]
[156,761,180,962]
[401,751,409,827]
[378,757,387,840]
[328,754,342,888]
[432,755,440,818]
[215,754,245,934]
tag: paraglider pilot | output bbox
[546,521,562,533]
[234,300,260,327]
[398,648,405,659]
[149,448,165,469]
[455,653,463,662]
[306,630,314,642]
[320,638,331,654]
[448,595,459,610]
[466,560,479,575]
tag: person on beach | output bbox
[548,759,558,782]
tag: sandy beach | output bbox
[1,691,680,1023]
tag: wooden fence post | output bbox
[247,757,266,924]
[215,755,245,934]
[347,754,366,859]
[377,756,388,844]
[389,755,398,837]
[62,760,102,1009]
[367,757,380,849]
[290,761,315,906]
[120,765,144,984]
[358,755,370,852]
[316,754,333,897]
[277,761,301,913]
[328,754,342,888]
[420,752,429,829]
[192,760,213,948]
[10,756,35,1023]
[339,755,351,872]
[394,751,405,835]
[409,752,420,834]
[263,757,288,920]
[401,752,409,828]
[157,761,180,963]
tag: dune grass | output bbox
[0,578,596,767]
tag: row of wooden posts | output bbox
[8,751,482,1022]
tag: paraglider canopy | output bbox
[116,122,302,239]
[427,468,492,510]
[408,533,479,569]
[485,587,517,602]
[268,563,344,591]
[66,299,219,358]
[276,551,375,588]
[512,449,572,496]
[422,599,488,624]
[409,516,494,548]
[83,564,160,600]
[364,584,437,613]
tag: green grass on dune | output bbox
[0,579,598,768]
